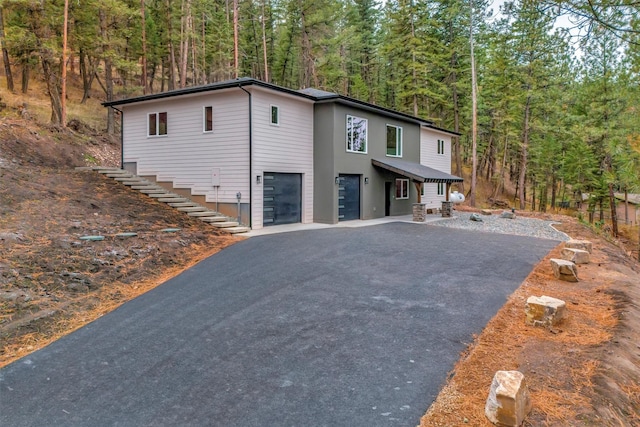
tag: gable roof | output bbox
[102,77,460,136]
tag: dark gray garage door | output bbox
[338,174,360,221]
[263,172,302,226]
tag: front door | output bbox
[338,174,360,221]
[385,182,392,216]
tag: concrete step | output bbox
[158,197,189,203]
[139,188,169,194]
[131,185,162,190]
[176,206,208,213]
[168,202,199,208]
[199,216,228,223]
[120,180,150,186]
[149,192,179,198]
[223,226,251,234]
[209,221,240,228]
[112,176,137,181]
[187,211,219,217]
[97,168,126,174]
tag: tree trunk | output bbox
[21,63,29,94]
[141,0,148,93]
[233,0,239,78]
[261,0,269,82]
[469,0,478,207]
[0,7,14,92]
[41,56,63,124]
[518,95,531,210]
[608,183,618,237]
[61,0,69,127]
[167,0,176,90]
[99,9,115,134]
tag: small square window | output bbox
[270,105,279,125]
[395,178,409,200]
[204,106,213,132]
[148,112,167,136]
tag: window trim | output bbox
[203,106,214,133]
[395,178,409,200]
[437,139,445,155]
[386,124,403,157]
[346,114,368,154]
[270,104,280,126]
[148,112,168,137]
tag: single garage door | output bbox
[263,172,302,226]
[338,174,360,221]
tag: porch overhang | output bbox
[372,158,463,183]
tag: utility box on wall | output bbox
[211,168,220,187]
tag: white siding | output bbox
[420,128,453,208]
[250,87,314,229]
[121,89,250,204]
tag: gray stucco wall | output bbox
[313,102,422,223]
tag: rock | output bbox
[560,248,590,264]
[525,295,566,327]
[480,209,493,215]
[565,239,592,254]
[470,213,484,222]
[485,370,532,426]
[500,211,516,219]
[550,258,579,282]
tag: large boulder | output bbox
[560,247,590,264]
[550,258,579,282]
[525,295,566,327]
[470,213,484,222]
[485,370,532,426]
[480,209,493,215]
[565,239,593,254]
[500,211,516,219]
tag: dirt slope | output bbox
[0,118,240,366]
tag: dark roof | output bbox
[372,158,464,183]
[103,77,460,136]
[103,77,317,107]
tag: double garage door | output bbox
[263,172,302,226]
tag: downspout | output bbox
[110,105,124,169]
[239,84,252,228]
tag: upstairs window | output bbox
[346,115,368,153]
[204,106,213,132]
[148,112,167,136]
[386,125,403,157]
[270,105,280,125]
[437,139,445,155]
[395,178,409,199]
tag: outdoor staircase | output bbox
[78,167,250,234]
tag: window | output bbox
[148,112,167,136]
[346,115,368,153]
[437,139,445,155]
[437,182,445,196]
[395,178,409,199]
[270,105,279,125]
[204,106,213,132]
[386,125,403,157]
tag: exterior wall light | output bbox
[364,177,369,184]
[256,175,262,184]
[335,177,340,184]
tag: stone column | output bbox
[441,201,453,217]
[413,203,426,222]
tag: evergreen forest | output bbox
[1,0,639,233]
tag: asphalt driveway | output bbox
[0,223,559,426]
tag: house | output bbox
[104,78,463,230]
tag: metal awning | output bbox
[372,158,463,183]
